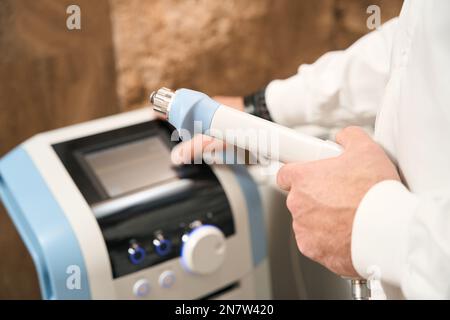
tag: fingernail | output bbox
[171,147,184,165]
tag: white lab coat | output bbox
[265,0,450,299]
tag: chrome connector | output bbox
[150,87,175,119]
[351,279,371,300]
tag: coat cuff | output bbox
[351,180,419,286]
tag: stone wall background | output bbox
[110,0,402,110]
[0,0,118,299]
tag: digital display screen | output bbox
[84,137,176,197]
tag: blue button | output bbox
[128,245,146,265]
[153,238,172,256]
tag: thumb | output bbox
[276,163,297,191]
[335,126,372,149]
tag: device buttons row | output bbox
[128,235,173,265]
[132,271,176,298]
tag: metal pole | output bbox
[351,279,371,300]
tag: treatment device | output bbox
[0,109,271,299]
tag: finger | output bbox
[171,134,213,165]
[171,134,221,165]
[335,126,372,149]
[213,96,244,111]
[276,163,297,191]
[154,112,167,120]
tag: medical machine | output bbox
[150,87,371,300]
[0,109,271,299]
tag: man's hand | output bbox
[277,126,401,277]
[164,96,244,164]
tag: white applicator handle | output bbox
[210,105,342,163]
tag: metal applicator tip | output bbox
[149,91,156,105]
[149,87,175,119]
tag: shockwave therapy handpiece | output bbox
[150,87,342,164]
[150,87,371,300]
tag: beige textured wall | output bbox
[110,0,402,110]
[0,0,119,299]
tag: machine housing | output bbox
[0,108,271,299]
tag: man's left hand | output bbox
[277,126,401,277]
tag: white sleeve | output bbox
[265,19,398,128]
[351,180,450,299]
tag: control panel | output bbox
[98,178,235,278]
[53,120,235,278]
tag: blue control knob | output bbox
[153,237,172,256]
[128,244,146,265]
